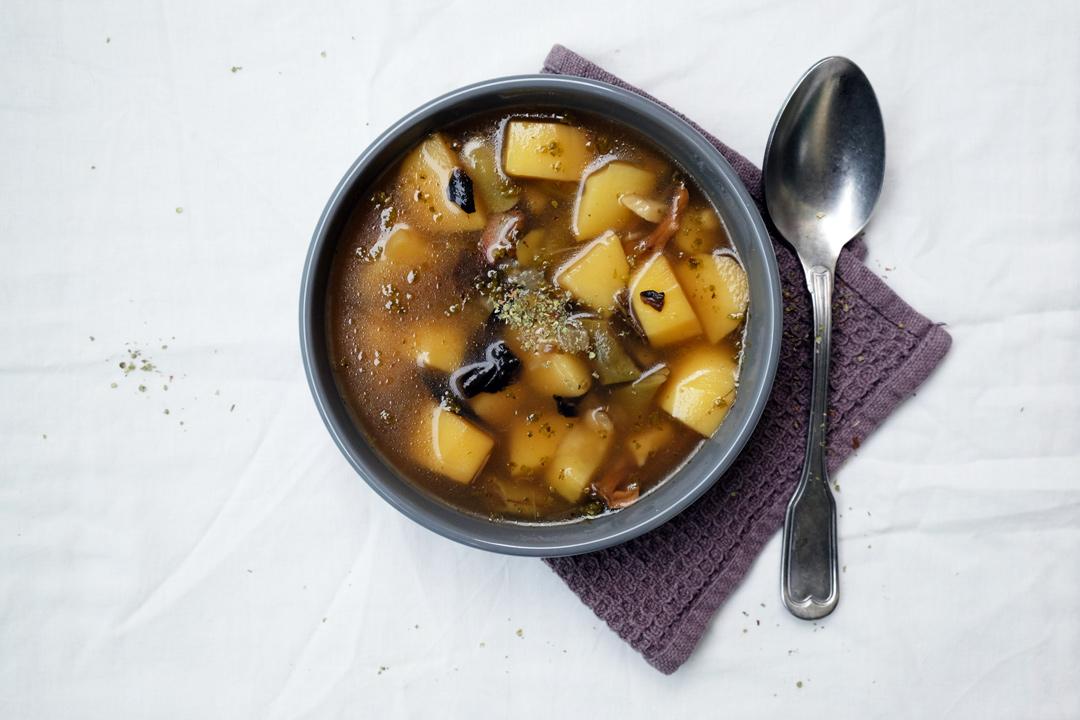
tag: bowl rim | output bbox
[300,73,782,556]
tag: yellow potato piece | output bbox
[672,204,724,254]
[546,409,614,502]
[619,193,667,222]
[461,138,520,213]
[573,161,657,240]
[523,352,593,397]
[503,121,592,182]
[469,388,520,428]
[553,231,629,314]
[413,405,494,484]
[629,253,703,347]
[627,420,675,467]
[672,252,749,343]
[398,133,486,233]
[370,224,428,267]
[508,412,567,476]
[516,228,545,267]
[411,324,466,373]
[492,477,554,518]
[656,344,739,437]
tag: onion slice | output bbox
[637,182,689,255]
[619,193,667,223]
[479,210,524,264]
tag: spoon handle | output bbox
[781,265,840,620]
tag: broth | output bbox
[327,111,748,522]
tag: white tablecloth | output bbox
[2,1,1078,717]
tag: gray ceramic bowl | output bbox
[300,75,782,556]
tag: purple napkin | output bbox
[542,45,952,674]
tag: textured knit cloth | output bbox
[542,45,952,674]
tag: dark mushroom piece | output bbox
[639,290,665,312]
[592,455,641,509]
[553,395,582,418]
[447,168,476,214]
[449,340,521,399]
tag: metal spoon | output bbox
[763,57,886,620]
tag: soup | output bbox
[327,111,749,522]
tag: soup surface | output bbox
[327,111,749,522]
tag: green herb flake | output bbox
[491,279,588,354]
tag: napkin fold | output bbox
[542,44,952,674]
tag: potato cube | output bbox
[573,161,657,240]
[503,121,592,182]
[672,204,725,254]
[553,231,629,314]
[629,253,703,347]
[627,420,675,466]
[461,138,520,213]
[507,412,566,476]
[413,405,494,484]
[370,224,429,267]
[523,352,593,397]
[412,324,466,373]
[619,193,667,222]
[656,344,738,437]
[398,133,486,233]
[492,477,554,518]
[672,252,749,343]
[469,388,520,427]
[516,228,545,267]
[546,409,614,502]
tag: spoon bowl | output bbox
[764,57,885,274]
